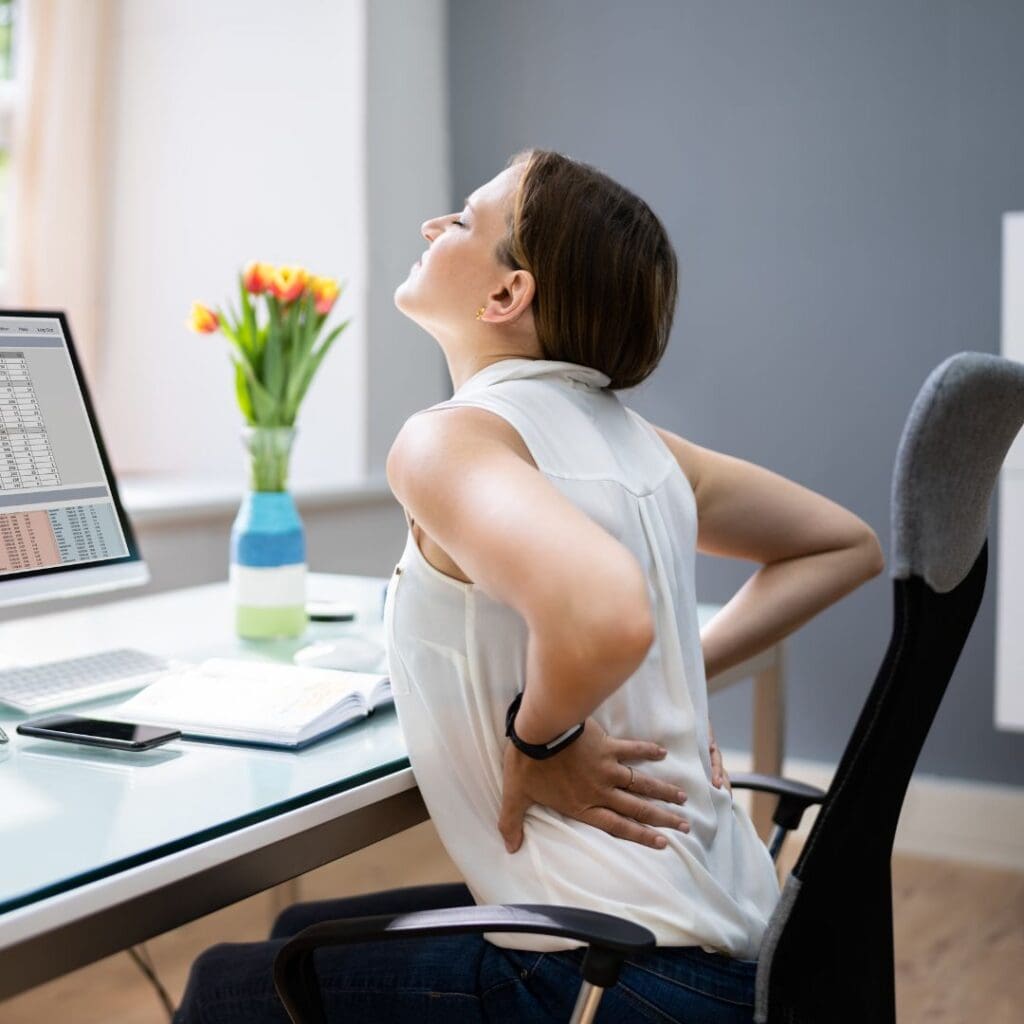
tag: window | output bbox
[97,0,367,493]
[0,0,18,286]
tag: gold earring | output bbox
[476,306,485,320]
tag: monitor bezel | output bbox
[0,308,145,583]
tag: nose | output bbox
[421,216,443,244]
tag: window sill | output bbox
[118,473,395,527]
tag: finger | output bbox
[498,792,530,853]
[605,790,691,833]
[709,743,723,787]
[612,738,668,761]
[582,806,671,850]
[618,764,687,805]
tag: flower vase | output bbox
[229,426,309,639]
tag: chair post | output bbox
[569,981,606,1023]
[767,823,787,862]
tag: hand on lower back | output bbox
[498,716,690,853]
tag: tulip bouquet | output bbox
[188,262,350,490]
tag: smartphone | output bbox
[16,715,181,751]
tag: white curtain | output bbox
[6,0,114,384]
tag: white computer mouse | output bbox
[293,637,387,673]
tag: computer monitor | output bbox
[0,309,148,608]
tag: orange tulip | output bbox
[267,265,308,303]
[310,276,340,315]
[242,260,273,294]
[187,302,219,333]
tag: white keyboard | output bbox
[0,648,185,714]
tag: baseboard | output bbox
[721,747,1024,873]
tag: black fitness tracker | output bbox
[504,691,585,760]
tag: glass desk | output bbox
[0,572,428,1001]
[0,572,786,1001]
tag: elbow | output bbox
[857,529,886,580]
[545,555,655,674]
[615,606,656,662]
[593,576,656,666]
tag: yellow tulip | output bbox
[310,276,340,315]
[187,302,219,334]
[267,265,308,304]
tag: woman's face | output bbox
[394,164,537,349]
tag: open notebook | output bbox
[105,658,393,750]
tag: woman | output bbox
[175,149,884,1023]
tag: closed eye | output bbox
[452,217,467,227]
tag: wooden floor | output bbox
[2,817,1022,1023]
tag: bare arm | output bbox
[386,406,655,744]
[653,426,886,681]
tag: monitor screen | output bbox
[0,311,146,605]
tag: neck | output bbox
[444,343,544,393]
[426,308,543,392]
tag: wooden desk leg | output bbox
[268,877,302,926]
[751,642,786,841]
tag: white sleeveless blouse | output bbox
[381,357,780,958]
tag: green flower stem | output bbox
[242,426,296,492]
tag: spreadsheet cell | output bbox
[0,503,126,575]
[0,510,62,572]
[46,503,124,565]
[0,352,62,491]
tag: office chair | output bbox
[273,352,1024,1024]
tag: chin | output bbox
[393,281,413,313]
[393,288,425,329]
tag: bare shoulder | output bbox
[650,423,703,496]
[386,404,535,492]
[383,403,654,629]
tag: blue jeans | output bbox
[174,882,757,1023]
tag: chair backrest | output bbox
[753,352,1024,1024]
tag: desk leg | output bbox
[751,643,786,841]
[268,878,302,927]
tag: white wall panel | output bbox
[997,213,1024,730]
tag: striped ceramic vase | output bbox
[229,427,309,639]
[230,491,308,638]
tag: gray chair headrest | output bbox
[891,352,1024,593]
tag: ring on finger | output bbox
[625,765,635,791]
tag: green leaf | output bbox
[231,355,255,424]
[238,275,258,356]
[231,351,278,424]
[265,298,284,401]
[294,291,317,374]
[282,294,305,393]
[284,319,348,421]
[224,297,243,338]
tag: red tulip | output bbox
[242,261,273,294]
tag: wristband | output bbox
[504,691,585,760]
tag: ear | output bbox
[484,268,535,325]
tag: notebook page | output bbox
[201,658,387,705]
[113,661,379,740]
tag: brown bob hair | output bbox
[496,148,678,391]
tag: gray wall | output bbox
[448,0,1024,785]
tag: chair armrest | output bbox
[728,771,827,831]
[273,903,656,1024]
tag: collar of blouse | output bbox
[454,357,611,398]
